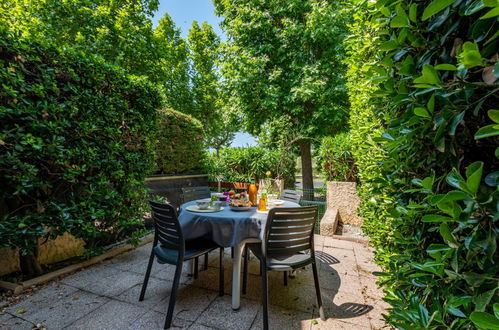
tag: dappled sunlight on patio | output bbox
[0,236,387,329]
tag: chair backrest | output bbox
[181,186,211,203]
[264,206,318,258]
[281,189,302,204]
[148,201,184,252]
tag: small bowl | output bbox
[196,201,210,210]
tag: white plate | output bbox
[269,200,285,206]
[229,206,252,211]
[186,205,224,213]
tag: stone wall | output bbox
[326,181,362,226]
[0,233,85,276]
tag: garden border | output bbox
[0,234,154,295]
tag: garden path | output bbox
[0,235,389,329]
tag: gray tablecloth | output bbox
[178,200,300,247]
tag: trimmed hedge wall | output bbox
[206,146,296,187]
[155,109,206,175]
[346,0,498,328]
[0,26,161,269]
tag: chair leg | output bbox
[204,253,209,270]
[283,271,288,286]
[164,260,183,329]
[219,248,224,296]
[242,245,248,295]
[261,262,269,330]
[312,262,325,321]
[194,257,199,279]
[139,249,155,301]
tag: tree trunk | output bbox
[299,139,315,201]
[20,246,42,276]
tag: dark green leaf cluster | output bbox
[155,109,206,175]
[206,147,296,187]
[346,0,498,327]
[0,27,161,255]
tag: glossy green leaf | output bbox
[464,0,486,16]
[488,109,499,123]
[391,15,410,28]
[430,191,468,205]
[427,94,435,112]
[422,214,454,222]
[480,6,499,19]
[449,111,465,136]
[414,65,441,85]
[485,172,499,187]
[474,288,498,312]
[409,3,418,22]
[427,243,452,254]
[422,0,456,21]
[435,64,458,70]
[465,162,483,195]
[414,107,431,118]
[440,223,458,245]
[470,311,499,329]
[458,42,483,68]
[380,40,400,51]
[422,176,433,189]
[494,303,499,319]
[446,170,470,193]
[447,307,466,318]
[475,124,499,139]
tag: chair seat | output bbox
[248,243,312,271]
[154,239,218,264]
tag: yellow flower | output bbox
[265,171,271,177]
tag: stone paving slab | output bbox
[0,235,388,329]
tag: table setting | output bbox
[177,186,300,310]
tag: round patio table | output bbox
[178,200,300,310]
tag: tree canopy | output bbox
[188,21,238,152]
[214,0,351,192]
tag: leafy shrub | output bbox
[316,133,358,182]
[206,147,296,187]
[155,109,206,174]
[0,27,161,273]
[346,0,498,328]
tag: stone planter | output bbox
[326,181,362,226]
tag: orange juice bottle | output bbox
[258,198,267,211]
[249,183,257,206]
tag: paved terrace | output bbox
[0,235,389,329]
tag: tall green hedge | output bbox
[155,109,206,174]
[0,27,161,271]
[206,146,296,187]
[346,0,498,328]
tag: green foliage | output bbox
[0,27,161,256]
[155,109,206,175]
[214,0,350,137]
[187,21,238,151]
[346,0,499,328]
[206,147,296,186]
[214,0,351,192]
[1,0,159,78]
[316,133,358,182]
[152,14,193,114]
